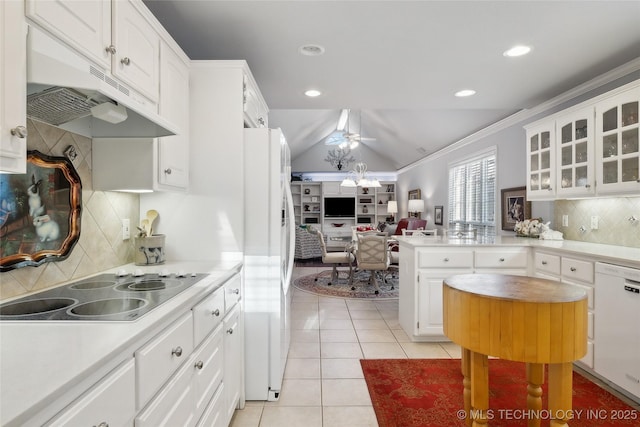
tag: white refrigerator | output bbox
[243,128,295,400]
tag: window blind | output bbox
[448,150,496,235]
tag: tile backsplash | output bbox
[554,197,640,248]
[0,120,139,300]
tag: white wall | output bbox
[141,64,246,262]
[292,139,395,173]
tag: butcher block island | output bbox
[0,261,243,427]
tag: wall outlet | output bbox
[562,215,569,227]
[122,218,130,240]
[591,215,599,230]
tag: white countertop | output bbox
[0,260,242,427]
[397,236,640,268]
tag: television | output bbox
[323,197,355,217]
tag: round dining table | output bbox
[443,274,588,427]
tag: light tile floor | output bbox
[230,266,640,427]
[229,266,460,427]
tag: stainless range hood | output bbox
[27,25,179,138]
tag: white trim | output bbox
[398,57,640,174]
[448,146,497,168]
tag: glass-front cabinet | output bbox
[526,123,556,200]
[596,86,640,195]
[556,107,595,197]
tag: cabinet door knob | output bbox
[541,260,548,265]
[164,168,172,175]
[585,184,591,188]
[105,45,116,54]
[443,258,449,262]
[227,328,234,334]
[231,288,240,295]
[212,309,220,317]
[194,360,204,370]
[499,258,505,262]
[10,126,27,138]
[121,57,131,65]
[171,346,183,357]
[95,422,109,427]
[570,267,577,272]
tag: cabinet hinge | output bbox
[417,275,419,283]
[416,321,419,329]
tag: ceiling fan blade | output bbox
[324,130,347,145]
[336,109,350,131]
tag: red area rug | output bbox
[361,359,639,427]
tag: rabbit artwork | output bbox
[33,214,60,242]
[28,174,45,218]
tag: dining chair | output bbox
[354,233,391,294]
[314,230,355,285]
[402,228,438,236]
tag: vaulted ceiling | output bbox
[144,0,640,170]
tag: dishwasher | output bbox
[594,262,640,401]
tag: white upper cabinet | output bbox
[157,41,189,190]
[525,122,556,200]
[26,0,160,103]
[525,80,639,200]
[243,74,268,128]
[555,106,595,197]
[595,85,640,195]
[112,0,160,102]
[25,0,111,69]
[0,0,27,173]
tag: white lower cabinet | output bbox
[534,251,595,368]
[402,246,528,340]
[45,359,136,427]
[223,304,243,426]
[135,311,195,409]
[136,325,224,427]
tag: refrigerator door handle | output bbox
[283,178,296,291]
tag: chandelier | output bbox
[340,162,381,188]
[325,147,356,170]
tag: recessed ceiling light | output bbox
[305,89,322,97]
[503,45,532,57]
[455,89,476,97]
[299,44,325,56]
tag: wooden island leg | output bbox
[462,348,472,426]
[526,363,544,427]
[548,362,573,427]
[470,351,489,427]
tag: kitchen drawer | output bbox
[46,359,135,427]
[193,287,225,346]
[564,280,594,310]
[562,257,594,284]
[475,248,528,269]
[579,341,594,369]
[194,325,224,421]
[135,352,196,427]
[224,274,242,311]
[136,311,194,409]
[417,249,473,269]
[534,251,561,276]
[196,383,225,427]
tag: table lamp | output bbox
[408,199,424,218]
[387,200,398,222]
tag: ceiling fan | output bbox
[324,109,376,148]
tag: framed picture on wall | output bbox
[434,205,443,225]
[408,189,421,200]
[501,186,531,231]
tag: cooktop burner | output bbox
[0,272,208,321]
